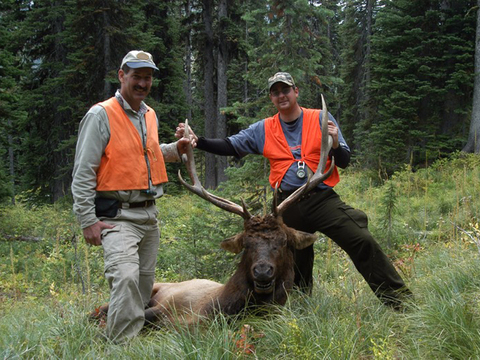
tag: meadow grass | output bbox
[1,244,478,359]
[1,153,479,359]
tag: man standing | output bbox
[72,50,190,342]
[176,72,411,309]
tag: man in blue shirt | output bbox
[176,72,411,309]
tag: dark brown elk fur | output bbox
[91,96,334,327]
[203,215,316,316]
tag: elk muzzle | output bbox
[252,260,275,294]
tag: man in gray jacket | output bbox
[72,50,190,343]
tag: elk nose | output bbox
[253,262,274,280]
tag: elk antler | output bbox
[178,120,252,220]
[274,95,335,216]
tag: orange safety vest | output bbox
[96,97,168,191]
[263,108,339,189]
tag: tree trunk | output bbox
[184,0,193,121]
[363,0,374,120]
[8,118,15,205]
[463,0,480,153]
[203,0,217,188]
[52,1,69,202]
[244,20,249,102]
[103,9,112,99]
[216,0,228,184]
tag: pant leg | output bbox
[101,206,160,343]
[137,207,160,308]
[292,245,314,293]
[102,222,144,343]
[282,188,411,306]
[280,194,317,293]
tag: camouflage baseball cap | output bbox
[120,50,159,70]
[268,72,295,90]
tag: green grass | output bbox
[1,245,479,359]
[1,153,479,359]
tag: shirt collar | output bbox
[115,90,148,115]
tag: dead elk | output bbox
[91,96,335,326]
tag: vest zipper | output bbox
[140,115,154,193]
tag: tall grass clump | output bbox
[379,179,398,248]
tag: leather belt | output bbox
[119,200,156,209]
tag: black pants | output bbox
[279,188,411,307]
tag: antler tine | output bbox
[275,95,335,216]
[319,95,333,174]
[178,119,252,220]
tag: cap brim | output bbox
[126,61,159,70]
[269,80,294,90]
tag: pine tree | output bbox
[338,0,378,153]
[363,0,475,176]
[244,0,338,113]
[0,0,28,203]
[10,0,73,202]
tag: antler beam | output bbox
[178,120,252,220]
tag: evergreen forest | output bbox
[1,0,480,358]
[1,0,479,203]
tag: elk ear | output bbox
[290,229,317,250]
[220,234,244,254]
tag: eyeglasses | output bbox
[270,86,293,97]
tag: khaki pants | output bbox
[100,205,160,343]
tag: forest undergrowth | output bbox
[1,152,479,359]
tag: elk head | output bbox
[179,95,335,298]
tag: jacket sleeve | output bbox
[160,142,182,162]
[71,105,110,229]
[196,137,239,156]
[331,146,351,169]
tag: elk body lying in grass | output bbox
[91,97,334,326]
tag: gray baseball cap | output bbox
[268,72,295,90]
[120,50,159,70]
